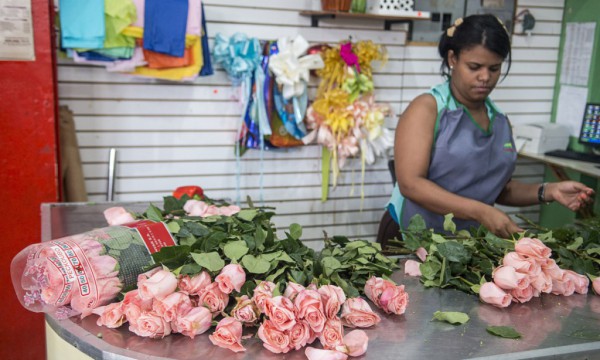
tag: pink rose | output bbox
[510,285,534,303]
[178,272,211,295]
[103,207,135,226]
[129,312,171,339]
[264,296,297,331]
[183,200,208,216]
[130,311,171,338]
[318,285,346,319]
[283,282,306,301]
[203,205,221,217]
[379,284,409,315]
[593,277,600,295]
[94,302,126,328]
[257,319,291,354]
[540,259,563,280]
[294,290,326,333]
[137,267,161,284]
[404,259,422,277]
[515,237,551,258]
[121,290,152,323]
[364,276,395,309]
[479,282,512,308]
[319,318,344,350]
[563,270,589,294]
[415,247,428,262]
[219,205,241,216]
[172,306,212,338]
[551,272,575,296]
[492,265,529,290]
[215,264,246,294]
[288,320,311,350]
[503,252,540,275]
[530,271,553,294]
[209,317,246,353]
[305,347,348,360]
[339,329,368,357]
[253,281,276,313]
[340,297,381,328]
[152,291,193,322]
[90,255,118,279]
[138,268,178,301]
[232,295,260,325]
[198,282,229,315]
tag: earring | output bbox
[450,65,454,70]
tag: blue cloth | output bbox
[387,81,517,233]
[199,3,213,76]
[143,0,188,57]
[59,0,105,49]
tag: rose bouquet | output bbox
[12,188,407,358]
[391,214,600,308]
[11,214,176,318]
[304,40,393,201]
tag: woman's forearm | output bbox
[496,180,540,206]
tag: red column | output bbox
[0,0,59,358]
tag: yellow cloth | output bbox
[121,26,203,81]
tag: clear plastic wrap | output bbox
[11,220,177,318]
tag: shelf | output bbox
[299,10,431,41]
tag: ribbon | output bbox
[214,33,261,205]
[268,35,324,99]
[213,33,261,85]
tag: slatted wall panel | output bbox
[57,0,562,249]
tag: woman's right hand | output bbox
[477,206,523,239]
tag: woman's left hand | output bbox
[546,181,594,211]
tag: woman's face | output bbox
[448,44,504,103]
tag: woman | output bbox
[385,14,593,239]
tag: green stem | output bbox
[516,214,548,232]
[458,276,476,287]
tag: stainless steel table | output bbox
[42,203,600,360]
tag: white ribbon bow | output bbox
[269,35,324,99]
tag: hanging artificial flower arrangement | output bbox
[303,40,393,202]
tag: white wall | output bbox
[58,0,563,248]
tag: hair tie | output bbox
[495,16,509,34]
[446,17,463,37]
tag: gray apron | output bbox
[396,88,517,233]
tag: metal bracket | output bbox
[309,13,336,27]
[384,20,413,40]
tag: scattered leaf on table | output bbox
[432,311,470,325]
[570,329,600,340]
[486,326,521,339]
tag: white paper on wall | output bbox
[560,22,595,87]
[555,85,589,137]
[0,0,34,61]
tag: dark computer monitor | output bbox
[578,103,600,147]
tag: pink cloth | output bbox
[186,0,202,36]
[131,0,145,27]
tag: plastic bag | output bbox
[11,220,177,318]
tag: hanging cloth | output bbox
[103,0,136,49]
[59,0,105,49]
[199,2,213,76]
[143,0,188,57]
[122,26,203,81]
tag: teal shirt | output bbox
[387,81,517,232]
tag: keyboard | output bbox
[544,149,600,164]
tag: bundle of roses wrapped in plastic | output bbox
[11,186,407,358]
[396,214,600,308]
